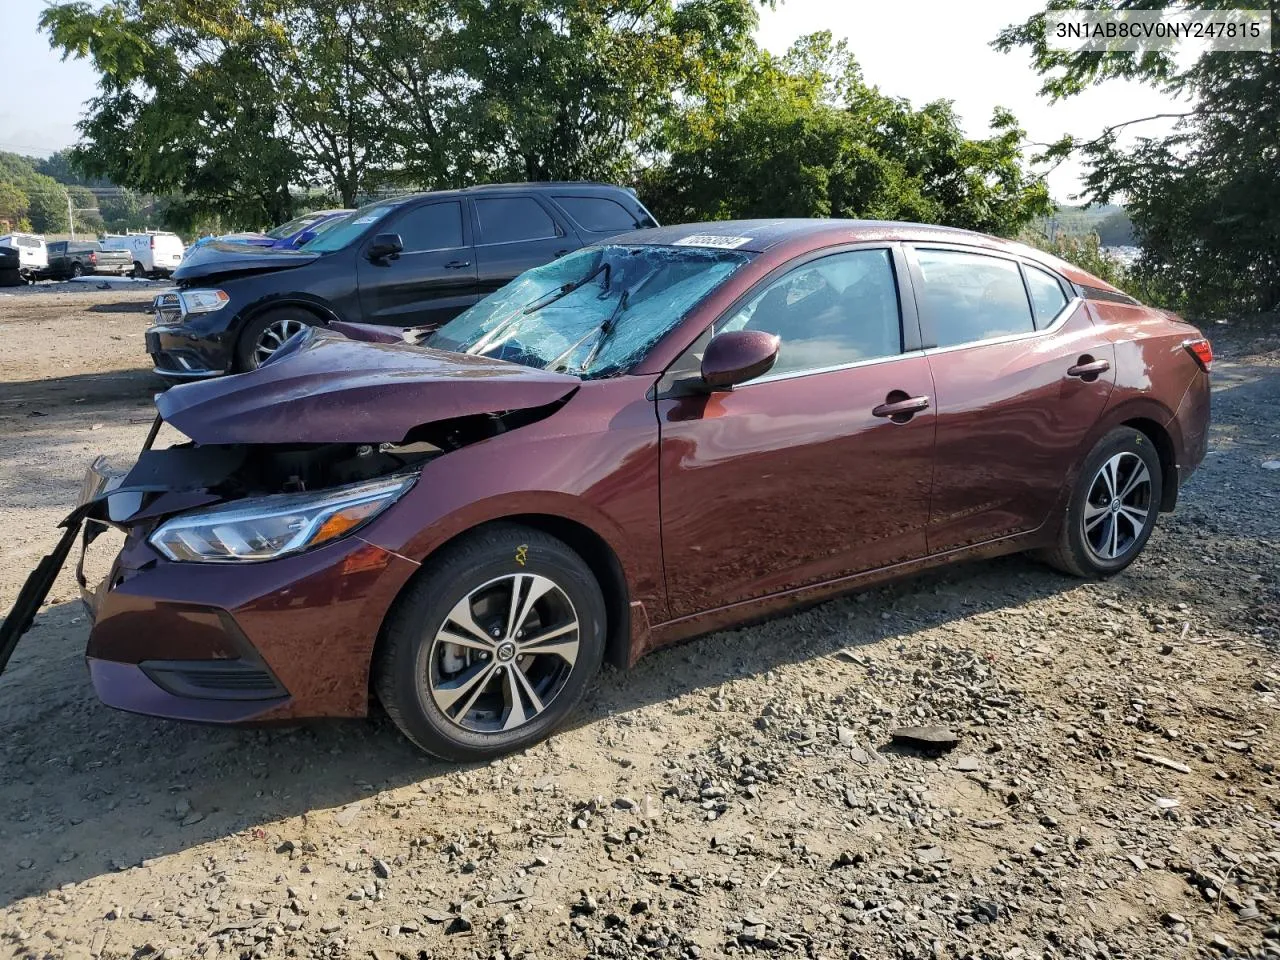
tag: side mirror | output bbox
[701,330,780,390]
[367,233,403,261]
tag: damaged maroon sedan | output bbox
[1,220,1212,760]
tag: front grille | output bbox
[152,292,182,325]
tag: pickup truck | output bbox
[42,241,135,280]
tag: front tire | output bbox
[373,524,606,761]
[1040,426,1162,578]
[234,308,316,371]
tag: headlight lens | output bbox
[149,474,416,563]
[179,289,230,314]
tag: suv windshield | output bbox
[427,245,750,378]
[300,199,407,253]
[267,213,324,240]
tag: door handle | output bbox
[872,393,930,422]
[444,260,471,269]
[1067,357,1110,379]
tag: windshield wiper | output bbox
[466,262,611,357]
[548,288,630,373]
[520,262,610,316]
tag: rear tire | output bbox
[234,308,317,371]
[1038,426,1162,578]
[373,524,606,761]
[70,262,84,278]
[131,261,145,279]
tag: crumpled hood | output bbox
[155,328,580,444]
[173,241,320,282]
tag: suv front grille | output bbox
[152,292,182,325]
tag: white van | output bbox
[101,231,186,278]
[0,233,49,277]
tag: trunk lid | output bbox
[155,327,580,444]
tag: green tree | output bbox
[67,184,105,232]
[642,34,1050,236]
[24,175,70,233]
[0,181,30,230]
[995,2,1280,314]
[42,0,310,227]
[97,188,145,231]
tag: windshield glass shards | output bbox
[427,245,750,378]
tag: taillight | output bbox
[150,235,156,249]
[1183,337,1213,371]
[88,252,97,263]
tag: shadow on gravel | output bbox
[0,552,1075,910]
[87,300,153,314]
[0,367,161,409]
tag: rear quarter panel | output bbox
[1084,300,1210,488]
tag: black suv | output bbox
[149,182,658,379]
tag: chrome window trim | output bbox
[735,348,927,388]
[920,295,1084,357]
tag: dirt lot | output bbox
[1,288,1278,960]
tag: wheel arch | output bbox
[1119,416,1178,511]
[372,511,635,695]
[232,297,342,367]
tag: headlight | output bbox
[179,289,230,314]
[149,474,416,563]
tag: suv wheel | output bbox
[235,308,316,371]
[1039,427,1162,577]
[373,524,607,761]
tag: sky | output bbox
[0,0,1189,204]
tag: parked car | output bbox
[40,240,134,280]
[182,209,356,259]
[147,183,659,379]
[0,232,48,281]
[101,231,186,278]
[0,246,23,286]
[1,219,1212,761]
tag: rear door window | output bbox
[553,196,642,232]
[914,249,1035,348]
[474,197,560,245]
[387,201,465,253]
[1024,264,1069,328]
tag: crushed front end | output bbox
[2,425,429,721]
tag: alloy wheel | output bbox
[1081,451,1152,562]
[254,316,308,364]
[427,573,580,734]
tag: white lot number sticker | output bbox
[672,234,752,249]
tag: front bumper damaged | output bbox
[0,420,240,679]
[1,418,421,721]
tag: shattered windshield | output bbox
[427,245,751,378]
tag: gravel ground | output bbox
[1,292,1278,960]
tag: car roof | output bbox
[603,218,1122,293]
[369,182,637,206]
